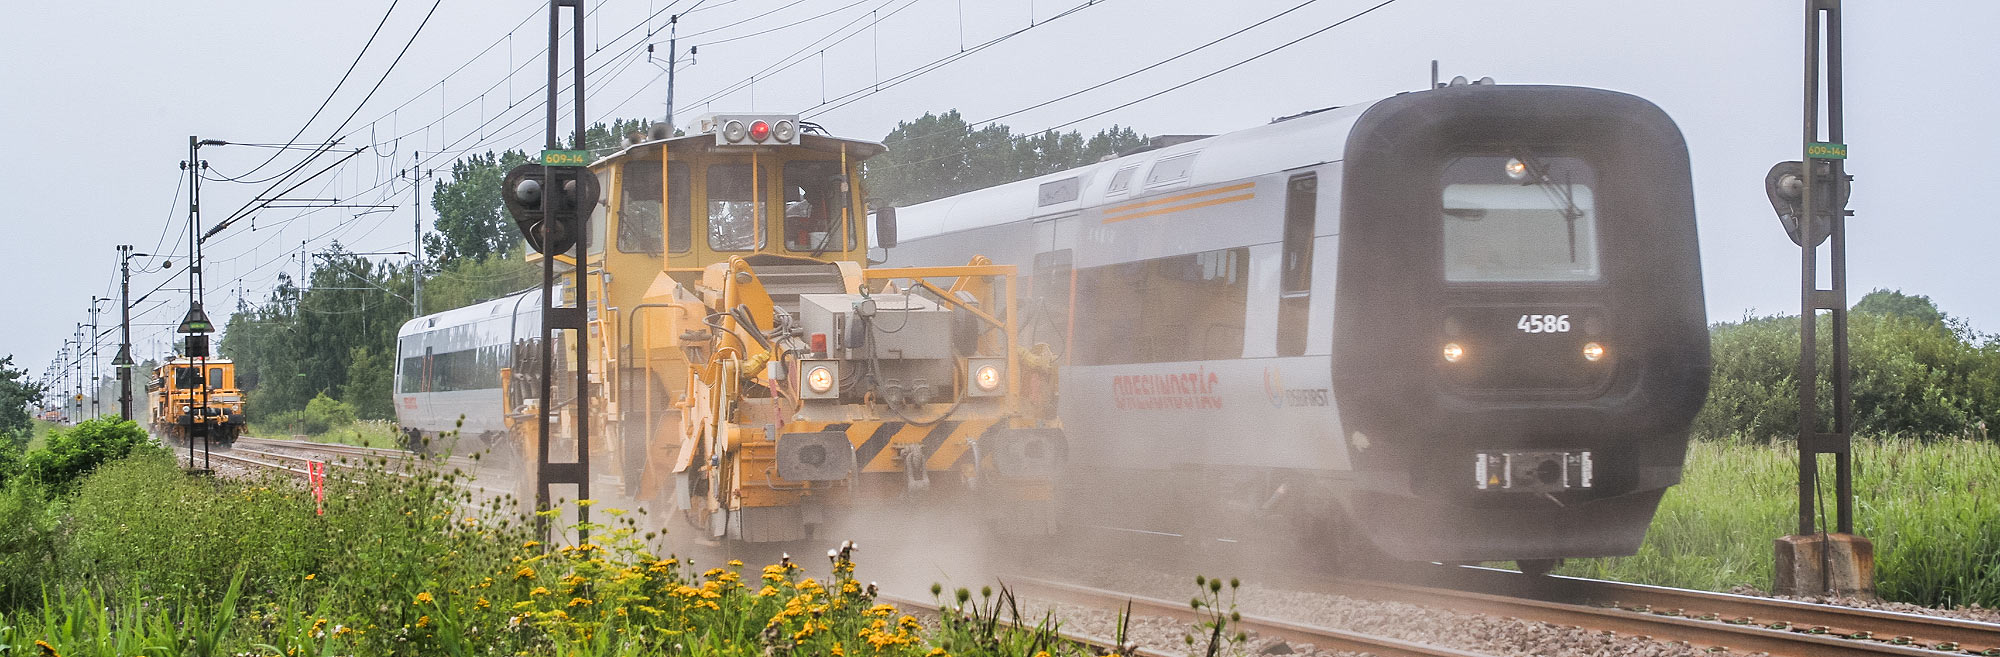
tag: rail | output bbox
[1445,566,2000,655]
[1310,572,1970,657]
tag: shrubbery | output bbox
[260,392,361,435]
[18,417,158,493]
[1695,289,2000,440]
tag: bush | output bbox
[1695,290,2000,440]
[21,417,157,492]
[260,393,361,436]
[0,481,56,608]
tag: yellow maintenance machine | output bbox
[147,357,245,446]
[505,114,1062,543]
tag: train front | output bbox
[1330,85,1709,562]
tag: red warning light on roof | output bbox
[750,120,771,141]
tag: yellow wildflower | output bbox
[35,640,59,657]
[567,597,595,608]
[414,592,435,604]
[476,597,491,609]
[576,498,595,507]
[415,615,431,628]
[727,559,745,567]
[926,649,949,657]
[303,573,316,581]
[524,541,541,549]
[515,566,536,579]
[531,586,551,597]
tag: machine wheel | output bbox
[1517,559,1562,577]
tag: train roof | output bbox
[589,128,887,168]
[397,287,539,339]
[888,99,1381,242]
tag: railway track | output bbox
[1301,569,1999,657]
[1442,566,2000,656]
[198,437,513,507]
[999,576,1500,657]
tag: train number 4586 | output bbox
[1517,314,1572,333]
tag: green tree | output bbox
[1854,288,1945,326]
[0,356,43,445]
[863,109,1151,206]
[340,345,395,421]
[426,150,533,267]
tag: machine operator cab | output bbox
[529,114,892,295]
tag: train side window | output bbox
[1030,249,1074,354]
[1106,166,1139,194]
[1072,246,1249,365]
[1145,153,1197,187]
[1277,174,1317,357]
[209,367,226,389]
[400,355,422,393]
[708,164,770,251]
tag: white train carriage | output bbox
[393,289,542,447]
[880,84,1710,564]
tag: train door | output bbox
[1029,216,1073,357]
[1277,173,1318,357]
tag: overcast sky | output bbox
[5,0,1996,384]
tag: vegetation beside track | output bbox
[1556,436,2000,609]
[0,450,1140,657]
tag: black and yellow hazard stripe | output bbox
[786,418,1005,472]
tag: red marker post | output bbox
[307,461,327,516]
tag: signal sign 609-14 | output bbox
[1517,314,1571,333]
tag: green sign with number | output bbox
[541,149,592,166]
[1806,142,1848,160]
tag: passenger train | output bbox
[880,83,1710,566]
[392,289,541,447]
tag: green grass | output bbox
[1558,437,2000,608]
[25,421,55,452]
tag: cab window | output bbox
[588,171,610,255]
[620,161,691,254]
[707,164,768,251]
[781,161,855,252]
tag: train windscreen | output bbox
[1441,155,1598,283]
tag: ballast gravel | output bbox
[1013,561,1723,657]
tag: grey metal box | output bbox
[797,293,954,360]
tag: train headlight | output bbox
[802,361,839,398]
[1582,342,1606,362]
[1442,342,1466,363]
[722,119,747,142]
[773,120,796,142]
[1504,158,1530,181]
[967,358,1005,396]
[749,120,771,142]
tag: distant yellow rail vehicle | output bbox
[394,115,1063,543]
[147,357,245,446]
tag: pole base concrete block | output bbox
[1773,533,1875,598]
